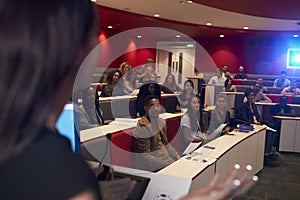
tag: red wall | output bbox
[97,29,300,77]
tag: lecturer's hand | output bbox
[180,165,257,200]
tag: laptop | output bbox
[164,96,181,113]
[56,101,81,154]
[111,172,150,200]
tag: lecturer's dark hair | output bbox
[0,0,97,164]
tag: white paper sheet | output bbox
[181,141,202,156]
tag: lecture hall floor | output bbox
[234,152,300,200]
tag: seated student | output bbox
[180,95,208,143]
[238,89,277,166]
[136,58,154,78]
[149,72,174,94]
[239,89,261,125]
[136,81,161,117]
[119,61,131,76]
[257,77,268,93]
[281,80,300,95]
[224,77,237,92]
[269,95,294,151]
[78,86,104,130]
[253,81,272,102]
[273,70,291,89]
[234,66,248,79]
[243,81,272,103]
[100,69,124,97]
[132,95,180,171]
[208,68,226,85]
[138,65,154,84]
[123,69,138,95]
[208,94,231,135]
[163,73,182,93]
[178,79,196,108]
[221,64,233,79]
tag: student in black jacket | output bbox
[238,89,278,166]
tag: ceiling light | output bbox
[153,13,160,17]
[186,44,194,47]
[187,0,193,3]
[176,35,181,38]
[206,22,212,26]
[243,26,249,29]
[293,34,299,38]
[219,34,225,38]
[107,25,113,29]
[137,35,142,38]
[90,0,96,2]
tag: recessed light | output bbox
[206,22,212,26]
[243,26,249,29]
[176,35,181,38]
[137,35,142,38]
[186,44,194,47]
[154,13,160,17]
[107,25,113,29]
[90,0,96,2]
[293,34,299,38]
[219,34,225,38]
[187,0,193,3]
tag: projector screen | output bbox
[287,48,300,69]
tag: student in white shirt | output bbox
[180,95,208,143]
[208,68,226,85]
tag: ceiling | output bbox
[95,0,300,38]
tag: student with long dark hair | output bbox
[180,95,207,143]
[100,69,124,97]
[224,78,237,92]
[178,79,196,108]
[163,73,182,93]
